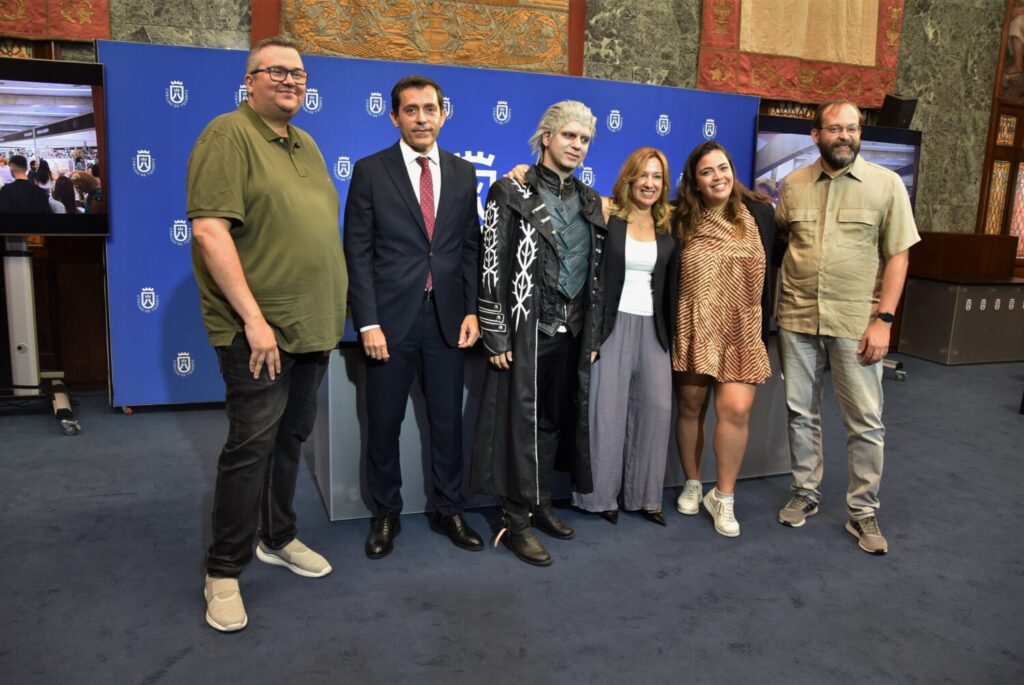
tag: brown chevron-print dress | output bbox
[672,205,770,384]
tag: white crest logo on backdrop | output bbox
[656,114,671,136]
[174,352,194,377]
[236,84,247,106]
[334,155,352,181]
[366,91,386,117]
[579,166,595,187]
[133,149,155,176]
[703,118,717,140]
[455,150,497,221]
[170,220,190,246]
[303,88,322,114]
[137,287,159,313]
[607,109,622,132]
[493,100,511,125]
[165,80,188,107]
[443,96,453,120]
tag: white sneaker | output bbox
[256,538,333,578]
[204,576,247,632]
[703,487,740,537]
[676,479,703,515]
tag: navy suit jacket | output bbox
[344,141,480,347]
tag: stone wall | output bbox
[897,0,1005,232]
[110,0,250,48]
[56,0,251,60]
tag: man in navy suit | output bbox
[344,75,483,559]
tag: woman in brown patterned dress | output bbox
[670,141,776,537]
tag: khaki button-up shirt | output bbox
[775,155,920,340]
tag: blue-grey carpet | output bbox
[0,355,1021,684]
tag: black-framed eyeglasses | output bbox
[819,124,861,136]
[249,66,308,84]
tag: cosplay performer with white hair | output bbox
[472,100,607,566]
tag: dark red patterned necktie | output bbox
[417,156,435,289]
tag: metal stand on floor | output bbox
[883,358,906,382]
[2,237,80,435]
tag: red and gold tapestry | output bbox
[697,0,905,108]
[0,0,110,42]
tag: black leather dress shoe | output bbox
[642,510,667,527]
[598,509,619,525]
[532,503,575,539]
[430,512,484,551]
[365,516,400,559]
[506,528,552,566]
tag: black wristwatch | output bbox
[877,311,895,323]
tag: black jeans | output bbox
[206,333,328,578]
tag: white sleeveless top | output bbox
[618,235,657,316]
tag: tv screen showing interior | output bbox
[0,57,108,236]
[754,115,921,212]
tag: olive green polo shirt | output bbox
[186,102,347,352]
[775,155,920,340]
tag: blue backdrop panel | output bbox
[98,41,759,408]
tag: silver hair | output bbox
[528,100,597,161]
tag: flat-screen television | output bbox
[754,115,921,211]
[0,57,108,236]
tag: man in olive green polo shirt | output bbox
[775,99,920,555]
[186,36,347,632]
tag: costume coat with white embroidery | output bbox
[471,166,607,504]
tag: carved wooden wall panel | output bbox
[281,0,570,73]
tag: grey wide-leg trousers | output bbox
[574,313,672,512]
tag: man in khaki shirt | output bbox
[774,100,920,555]
[187,36,347,632]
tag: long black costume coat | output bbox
[471,167,607,504]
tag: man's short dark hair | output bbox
[9,154,27,171]
[246,35,302,74]
[90,163,100,177]
[812,99,865,130]
[390,75,444,114]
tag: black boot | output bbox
[532,439,575,539]
[532,501,575,539]
[501,500,551,566]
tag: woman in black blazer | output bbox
[571,147,681,525]
[670,141,776,538]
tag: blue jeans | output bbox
[206,333,328,578]
[778,327,885,519]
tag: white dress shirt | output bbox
[359,140,443,334]
[398,138,441,210]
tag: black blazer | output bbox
[599,216,681,352]
[343,141,479,347]
[744,197,779,342]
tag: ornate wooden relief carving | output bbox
[0,38,33,58]
[0,0,110,41]
[281,0,570,73]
